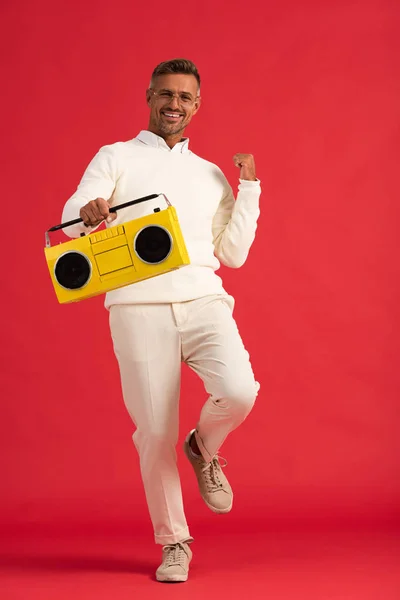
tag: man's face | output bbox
[146,73,201,137]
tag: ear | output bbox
[192,96,202,115]
[146,89,152,106]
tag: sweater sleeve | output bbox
[212,177,261,268]
[61,145,118,238]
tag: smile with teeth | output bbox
[162,112,183,119]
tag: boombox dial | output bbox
[55,251,92,290]
[134,225,172,264]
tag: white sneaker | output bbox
[156,539,193,583]
[183,430,233,514]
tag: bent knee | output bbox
[216,379,259,414]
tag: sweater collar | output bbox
[136,130,190,153]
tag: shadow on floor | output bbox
[0,553,153,575]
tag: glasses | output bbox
[149,89,199,106]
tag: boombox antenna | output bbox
[45,193,171,247]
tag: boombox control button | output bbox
[90,227,125,245]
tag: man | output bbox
[62,58,261,583]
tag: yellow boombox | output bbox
[45,193,190,303]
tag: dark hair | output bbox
[150,58,201,88]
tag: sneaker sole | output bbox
[204,497,233,514]
[156,574,188,583]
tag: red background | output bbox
[1,0,399,597]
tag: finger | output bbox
[86,205,102,225]
[95,198,110,219]
[80,209,90,226]
[100,199,117,224]
[106,211,117,224]
[234,154,253,162]
[89,201,105,222]
[80,208,95,227]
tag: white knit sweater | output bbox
[61,130,261,308]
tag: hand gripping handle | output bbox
[45,193,171,247]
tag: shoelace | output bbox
[201,455,228,492]
[163,542,188,567]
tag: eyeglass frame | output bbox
[148,88,201,107]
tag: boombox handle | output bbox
[45,193,171,248]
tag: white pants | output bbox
[109,294,259,545]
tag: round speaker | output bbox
[54,251,92,290]
[134,225,172,264]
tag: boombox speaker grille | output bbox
[134,225,172,264]
[55,251,92,290]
